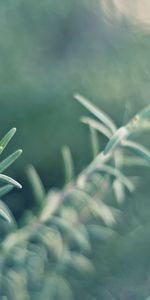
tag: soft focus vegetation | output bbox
[0,1,150,298]
[1,0,150,183]
[0,98,150,299]
[1,0,150,216]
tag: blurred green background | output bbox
[0,0,150,216]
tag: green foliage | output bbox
[0,129,22,223]
[0,98,150,299]
[1,0,150,188]
[62,146,74,184]
[26,165,46,207]
[74,94,117,134]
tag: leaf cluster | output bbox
[0,97,150,299]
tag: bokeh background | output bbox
[0,0,150,217]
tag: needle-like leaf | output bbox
[0,149,22,173]
[81,116,112,139]
[62,145,74,184]
[0,174,22,189]
[0,200,16,224]
[122,140,150,164]
[0,128,16,155]
[74,93,117,133]
[0,184,13,198]
[104,127,129,155]
[27,165,45,205]
[89,126,100,159]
